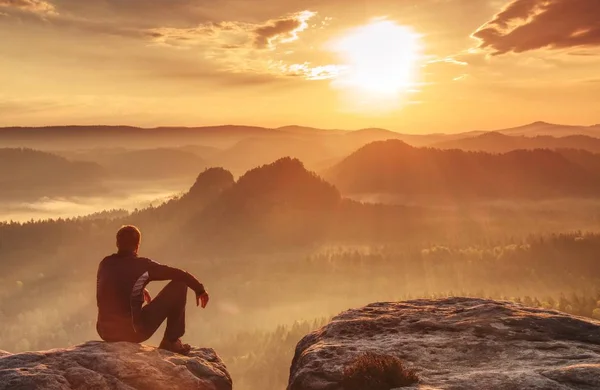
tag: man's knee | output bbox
[167,280,188,298]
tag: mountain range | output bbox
[324,140,600,199]
[2,121,600,176]
[2,121,599,149]
[3,120,600,203]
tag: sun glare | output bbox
[329,20,423,112]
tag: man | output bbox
[96,225,209,355]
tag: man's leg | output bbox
[140,281,187,345]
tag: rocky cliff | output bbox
[288,297,600,390]
[0,341,232,390]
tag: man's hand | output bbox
[197,291,209,308]
[143,289,152,304]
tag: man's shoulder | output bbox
[99,253,145,266]
[98,254,153,277]
[99,253,155,267]
[100,253,116,264]
[136,256,154,264]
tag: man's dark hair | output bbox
[116,225,141,252]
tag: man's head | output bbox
[116,225,141,254]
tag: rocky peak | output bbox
[288,297,600,390]
[0,341,232,390]
[188,167,235,199]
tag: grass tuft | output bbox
[341,352,419,390]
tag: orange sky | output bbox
[1,0,599,133]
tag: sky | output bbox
[1,0,599,133]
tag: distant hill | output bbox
[497,121,600,137]
[433,132,600,154]
[0,148,105,200]
[129,167,235,226]
[324,140,600,199]
[187,158,341,249]
[200,157,340,223]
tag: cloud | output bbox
[254,10,315,48]
[272,62,342,80]
[427,57,468,67]
[473,0,600,54]
[420,57,470,84]
[144,11,331,82]
[148,11,317,50]
[148,22,250,48]
[0,0,56,15]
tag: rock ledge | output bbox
[288,297,600,390]
[0,341,232,390]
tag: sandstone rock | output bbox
[288,297,600,390]
[0,341,232,390]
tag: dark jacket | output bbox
[96,251,204,341]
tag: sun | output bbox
[328,19,423,112]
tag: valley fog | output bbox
[0,182,183,222]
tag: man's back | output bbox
[96,252,151,341]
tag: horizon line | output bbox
[0,120,599,136]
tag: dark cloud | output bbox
[473,0,600,54]
[250,11,316,49]
[254,17,302,48]
[0,0,56,15]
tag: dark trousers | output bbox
[137,280,187,342]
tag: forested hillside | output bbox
[325,140,600,198]
[0,148,105,200]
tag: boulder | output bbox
[0,341,232,390]
[288,297,600,390]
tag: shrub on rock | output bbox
[341,352,418,390]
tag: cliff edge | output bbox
[0,341,232,390]
[288,297,600,390]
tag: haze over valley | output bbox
[4,121,600,221]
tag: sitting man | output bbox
[96,225,209,355]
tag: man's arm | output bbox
[144,258,206,296]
